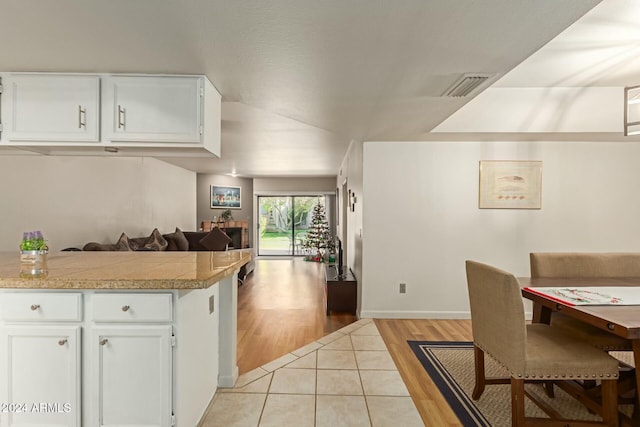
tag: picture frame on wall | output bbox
[210,185,241,209]
[479,160,542,209]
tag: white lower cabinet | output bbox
[0,287,223,427]
[91,326,173,427]
[0,325,81,427]
[0,292,176,427]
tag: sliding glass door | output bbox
[258,196,325,256]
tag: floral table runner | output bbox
[525,286,640,306]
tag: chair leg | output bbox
[472,345,486,400]
[511,377,525,427]
[600,378,619,427]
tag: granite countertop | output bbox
[0,251,252,289]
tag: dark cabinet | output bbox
[324,265,357,315]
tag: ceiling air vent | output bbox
[442,74,493,98]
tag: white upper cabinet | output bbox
[2,74,100,142]
[103,75,203,144]
[0,73,221,156]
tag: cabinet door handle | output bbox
[117,105,125,129]
[121,305,130,312]
[58,339,68,346]
[99,338,109,346]
[78,105,86,128]
[30,304,40,311]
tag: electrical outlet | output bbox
[209,295,215,314]
[399,283,406,294]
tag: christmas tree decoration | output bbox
[302,200,335,262]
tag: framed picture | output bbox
[210,185,241,209]
[479,160,542,209]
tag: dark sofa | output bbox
[82,227,255,282]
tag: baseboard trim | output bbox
[217,367,239,388]
[359,310,535,320]
[359,310,471,319]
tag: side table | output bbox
[324,265,357,315]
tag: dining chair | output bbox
[466,260,620,426]
[530,253,632,352]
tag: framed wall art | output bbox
[479,160,542,209]
[210,185,241,209]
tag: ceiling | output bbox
[0,0,620,177]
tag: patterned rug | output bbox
[408,341,620,427]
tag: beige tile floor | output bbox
[200,318,424,427]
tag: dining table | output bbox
[520,277,640,425]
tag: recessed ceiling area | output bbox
[433,0,640,137]
[0,0,609,176]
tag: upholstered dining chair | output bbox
[529,253,632,352]
[466,260,620,426]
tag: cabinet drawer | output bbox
[0,292,82,322]
[92,293,173,323]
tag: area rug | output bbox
[408,341,612,427]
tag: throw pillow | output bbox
[163,227,189,251]
[116,233,134,251]
[129,236,147,250]
[199,227,232,251]
[83,242,118,251]
[164,235,178,251]
[143,228,168,251]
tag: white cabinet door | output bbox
[91,326,173,427]
[0,326,81,427]
[2,74,100,142]
[103,76,202,143]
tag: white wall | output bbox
[254,177,337,193]
[361,140,640,319]
[338,140,364,312]
[433,87,622,133]
[0,156,196,251]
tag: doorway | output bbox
[257,196,327,256]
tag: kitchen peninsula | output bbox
[0,250,251,427]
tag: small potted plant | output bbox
[220,209,234,223]
[20,230,48,270]
[20,230,48,252]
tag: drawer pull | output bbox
[607,323,615,331]
[58,339,68,346]
[30,304,40,311]
[99,338,109,346]
[121,305,130,312]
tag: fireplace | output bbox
[223,227,242,249]
[201,220,249,249]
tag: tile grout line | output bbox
[207,319,405,426]
[353,328,375,426]
[255,371,274,426]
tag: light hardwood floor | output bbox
[237,258,473,426]
[375,318,473,426]
[237,258,357,373]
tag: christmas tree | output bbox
[302,201,334,262]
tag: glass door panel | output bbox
[258,196,293,256]
[258,195,327,256]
